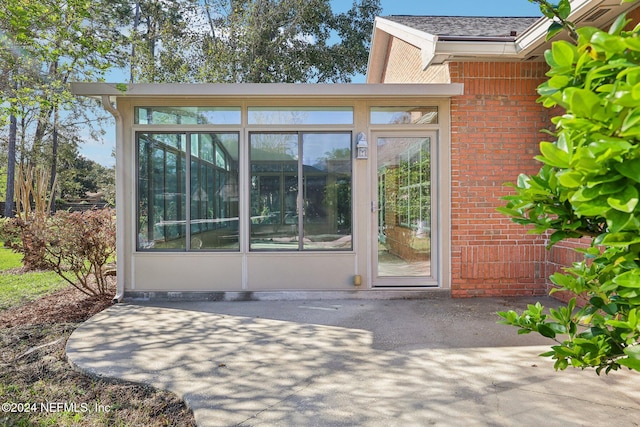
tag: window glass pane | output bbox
[377,137,431,277]
[137,133,187,250]
[250,133,299,250]
[370,107,438,125]
[135,107,241,125]
[302,133,352,250]
[190,133,240,250]
[248,107,353,125]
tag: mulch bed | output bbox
[0,282,115,328]
[0,279,197,426]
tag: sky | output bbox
[82,0,542,167]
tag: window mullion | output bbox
[185,133,191,251]
[146,139,153,244]
[298,132,304,251]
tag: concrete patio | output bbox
[66,297,640,426]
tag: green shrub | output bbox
[498,0,640,374]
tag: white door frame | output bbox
[370,130,440,288]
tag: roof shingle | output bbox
[382,16,541,39]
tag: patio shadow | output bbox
[67,299,640,427]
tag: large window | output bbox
[248,107,353,125]
[135,107,241,125]
[250,132,352,251]
[137,132,239,251]
[135,105,357,253]
[370,107,438,125]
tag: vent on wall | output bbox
[583,8,611,23]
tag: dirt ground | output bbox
[0,282,197,426]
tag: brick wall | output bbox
[545,237,594,303]
[627,6,640,27]
[449,61,552,297]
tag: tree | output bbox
[129,0,382,83]
[128,0,200,83]
[498,0,640,374]
[0,0,128,215]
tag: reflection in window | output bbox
[248,107,353,125]
[137,132,239,251]
[138,133,187,249]
[189,133,239,250]
[135,107,241,125]
[370,107,438,125]
[377,137,431,277]
[250,134,299,250]
[397,141,431,230]
[250,132,352,251]
[302,133,352,250]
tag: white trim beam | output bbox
[70,82,465,98]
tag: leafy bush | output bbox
[498,0,640,374]
[42,209,116,296]
[2,209,116,296]
[2,217,49,270]
[0,218,18,248]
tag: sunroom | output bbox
[71,83,462,300]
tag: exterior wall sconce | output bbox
[356,132,368,160]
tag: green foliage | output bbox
[499,2,640,374]
[0,165,6,201]
[528,0,577,40]
[133,0,382,83]
[1,0,126,217]
[57,155,115,202]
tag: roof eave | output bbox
[431,40,522,64]
[71,82,465,101]
[368,17,438,77]
[368,0,640,70]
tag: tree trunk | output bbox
[4,112,17,218]
[131,1,141,83]
[49,108,58,214]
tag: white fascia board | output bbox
[516,0,619,58]
[367,24,391,83]
[516,16,553,55]
[70,82,465,99]
[431,40,520,63]
[374,17,438,70]
[374,17,527,65]
[371,1,617,65]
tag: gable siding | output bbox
[448,61,551,297]
[383,37,450,83]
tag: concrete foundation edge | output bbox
[122,288,451,302]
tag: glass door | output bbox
[373,133,437,286]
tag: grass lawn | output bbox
[0,247,69,310]
[0,248,21,270]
